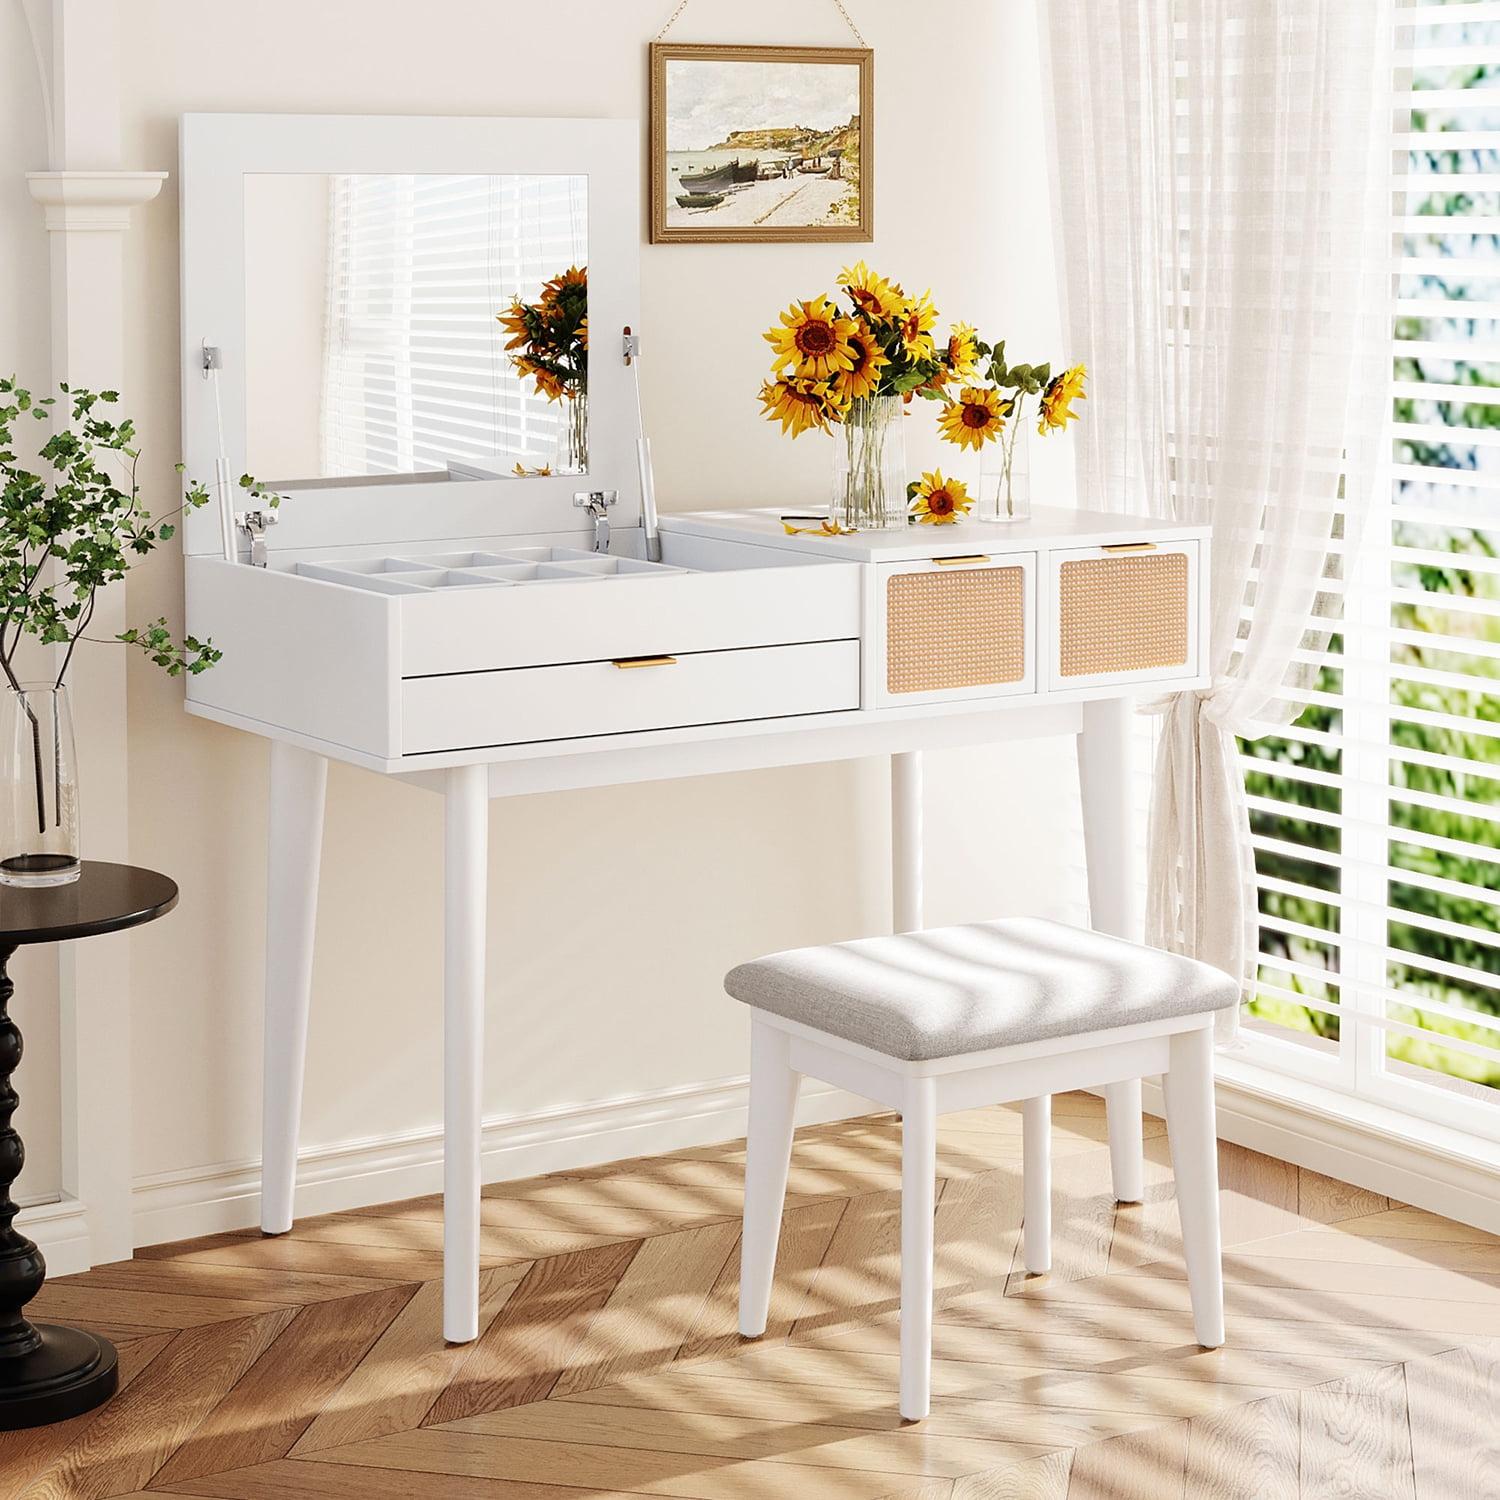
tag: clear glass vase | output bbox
[559,389,588,473]
[980,416,1032,523]
[0,684,80,887]
[833,395,907,531]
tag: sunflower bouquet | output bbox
[931,338,1087,520]
[760,264,977,529]
[497,265,589,471]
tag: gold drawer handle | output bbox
[932,554,992,567]
[1101,542,1159,553]
[612,654,678,669]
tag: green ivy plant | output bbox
[0,377,222,691]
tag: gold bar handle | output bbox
[1101,542,1159,554]
[612,654,678,670]
[932,554,992,567]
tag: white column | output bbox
[22,0,167,1269]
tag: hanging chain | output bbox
[827,0,866,46]
[655,0,865,46]
[654,0,693,42]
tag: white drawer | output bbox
[402,639,860,754]
[1047,540,1203,690]
[866,552,1037,709]
[398,562,862,677]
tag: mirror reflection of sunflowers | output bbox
[497,266,588,474]
[759,264,1086,525]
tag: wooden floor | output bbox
[5,1094,1499,1499]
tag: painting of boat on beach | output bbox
[650,44,872,243]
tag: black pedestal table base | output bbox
[0,864,178,1429]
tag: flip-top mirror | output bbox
[180,115,639,556]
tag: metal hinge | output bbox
[235,508,279,567]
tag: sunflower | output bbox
[894,289,939,361]
[938,385,1008,451]
[760,377,844,438]
[837,261,904,323]
[909,469,972,525]
[541,265,587,302]
[945,323,981,380]
[765,296,858,381]
[1038,364,1087,435]
[830,327,890,403]
[497,300,532,351]
[514,356,567,403]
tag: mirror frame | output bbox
[180,113,640,557]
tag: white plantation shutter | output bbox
[321,173,587,477]
[1240,0,1500,1139]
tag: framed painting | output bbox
[649,43,873,244]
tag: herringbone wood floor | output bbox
[4,1094,1498,1498]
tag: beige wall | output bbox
[243,172,328,482]
[2,1,63,1205]
[60,0,1091,1207]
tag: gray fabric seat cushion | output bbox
[724,918,1239,1063]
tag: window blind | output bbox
[1242,0,1500,1138]
[321,173,587,477]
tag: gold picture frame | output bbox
[649,42,873,245]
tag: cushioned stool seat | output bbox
[726,917,1239,1062]
[729,918,1238,1422]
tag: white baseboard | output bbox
[17,1197,93,1278]
[132,1074,875,1249]
[1142,1062,1500,1238]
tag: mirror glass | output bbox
[242,173,588,486]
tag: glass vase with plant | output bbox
[0,379,223,885]
[930,339,1088,522]
[498,264,589,473]
[760,264,983,531]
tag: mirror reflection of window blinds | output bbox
[321,174,588,477]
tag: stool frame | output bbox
[738,1008,1225,1422]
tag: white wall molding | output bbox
[25,169,166,230]
[1142,1062,1500,1239]
[16,1195,91,1278]
[133,1074,873,1248]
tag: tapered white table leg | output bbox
[892,751,923,934]
[444,763,488,1343]
[1078,696,1145,1202]
[261,741,327,1236]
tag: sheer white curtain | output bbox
[1042,1,1396,1035]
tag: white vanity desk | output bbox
[178,112,1210,1341]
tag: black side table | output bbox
[0,862,177,1429]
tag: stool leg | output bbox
[899,1076,938,1422]
[739,1021,801,1338]
[1022,1095,1052,1275]
[1163,1025,1225,1348]
[1104,1080,1145,1203]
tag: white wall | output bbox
[14,0,1090,1235]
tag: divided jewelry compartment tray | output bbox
[182,535,865,768]
[294,547,689,594]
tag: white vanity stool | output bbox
[728,918,1239,1421]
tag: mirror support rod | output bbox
[202,343,237,563]
[623,328,662,562]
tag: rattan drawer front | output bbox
[1057,551,1190,678]
[886,565,1028,696]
